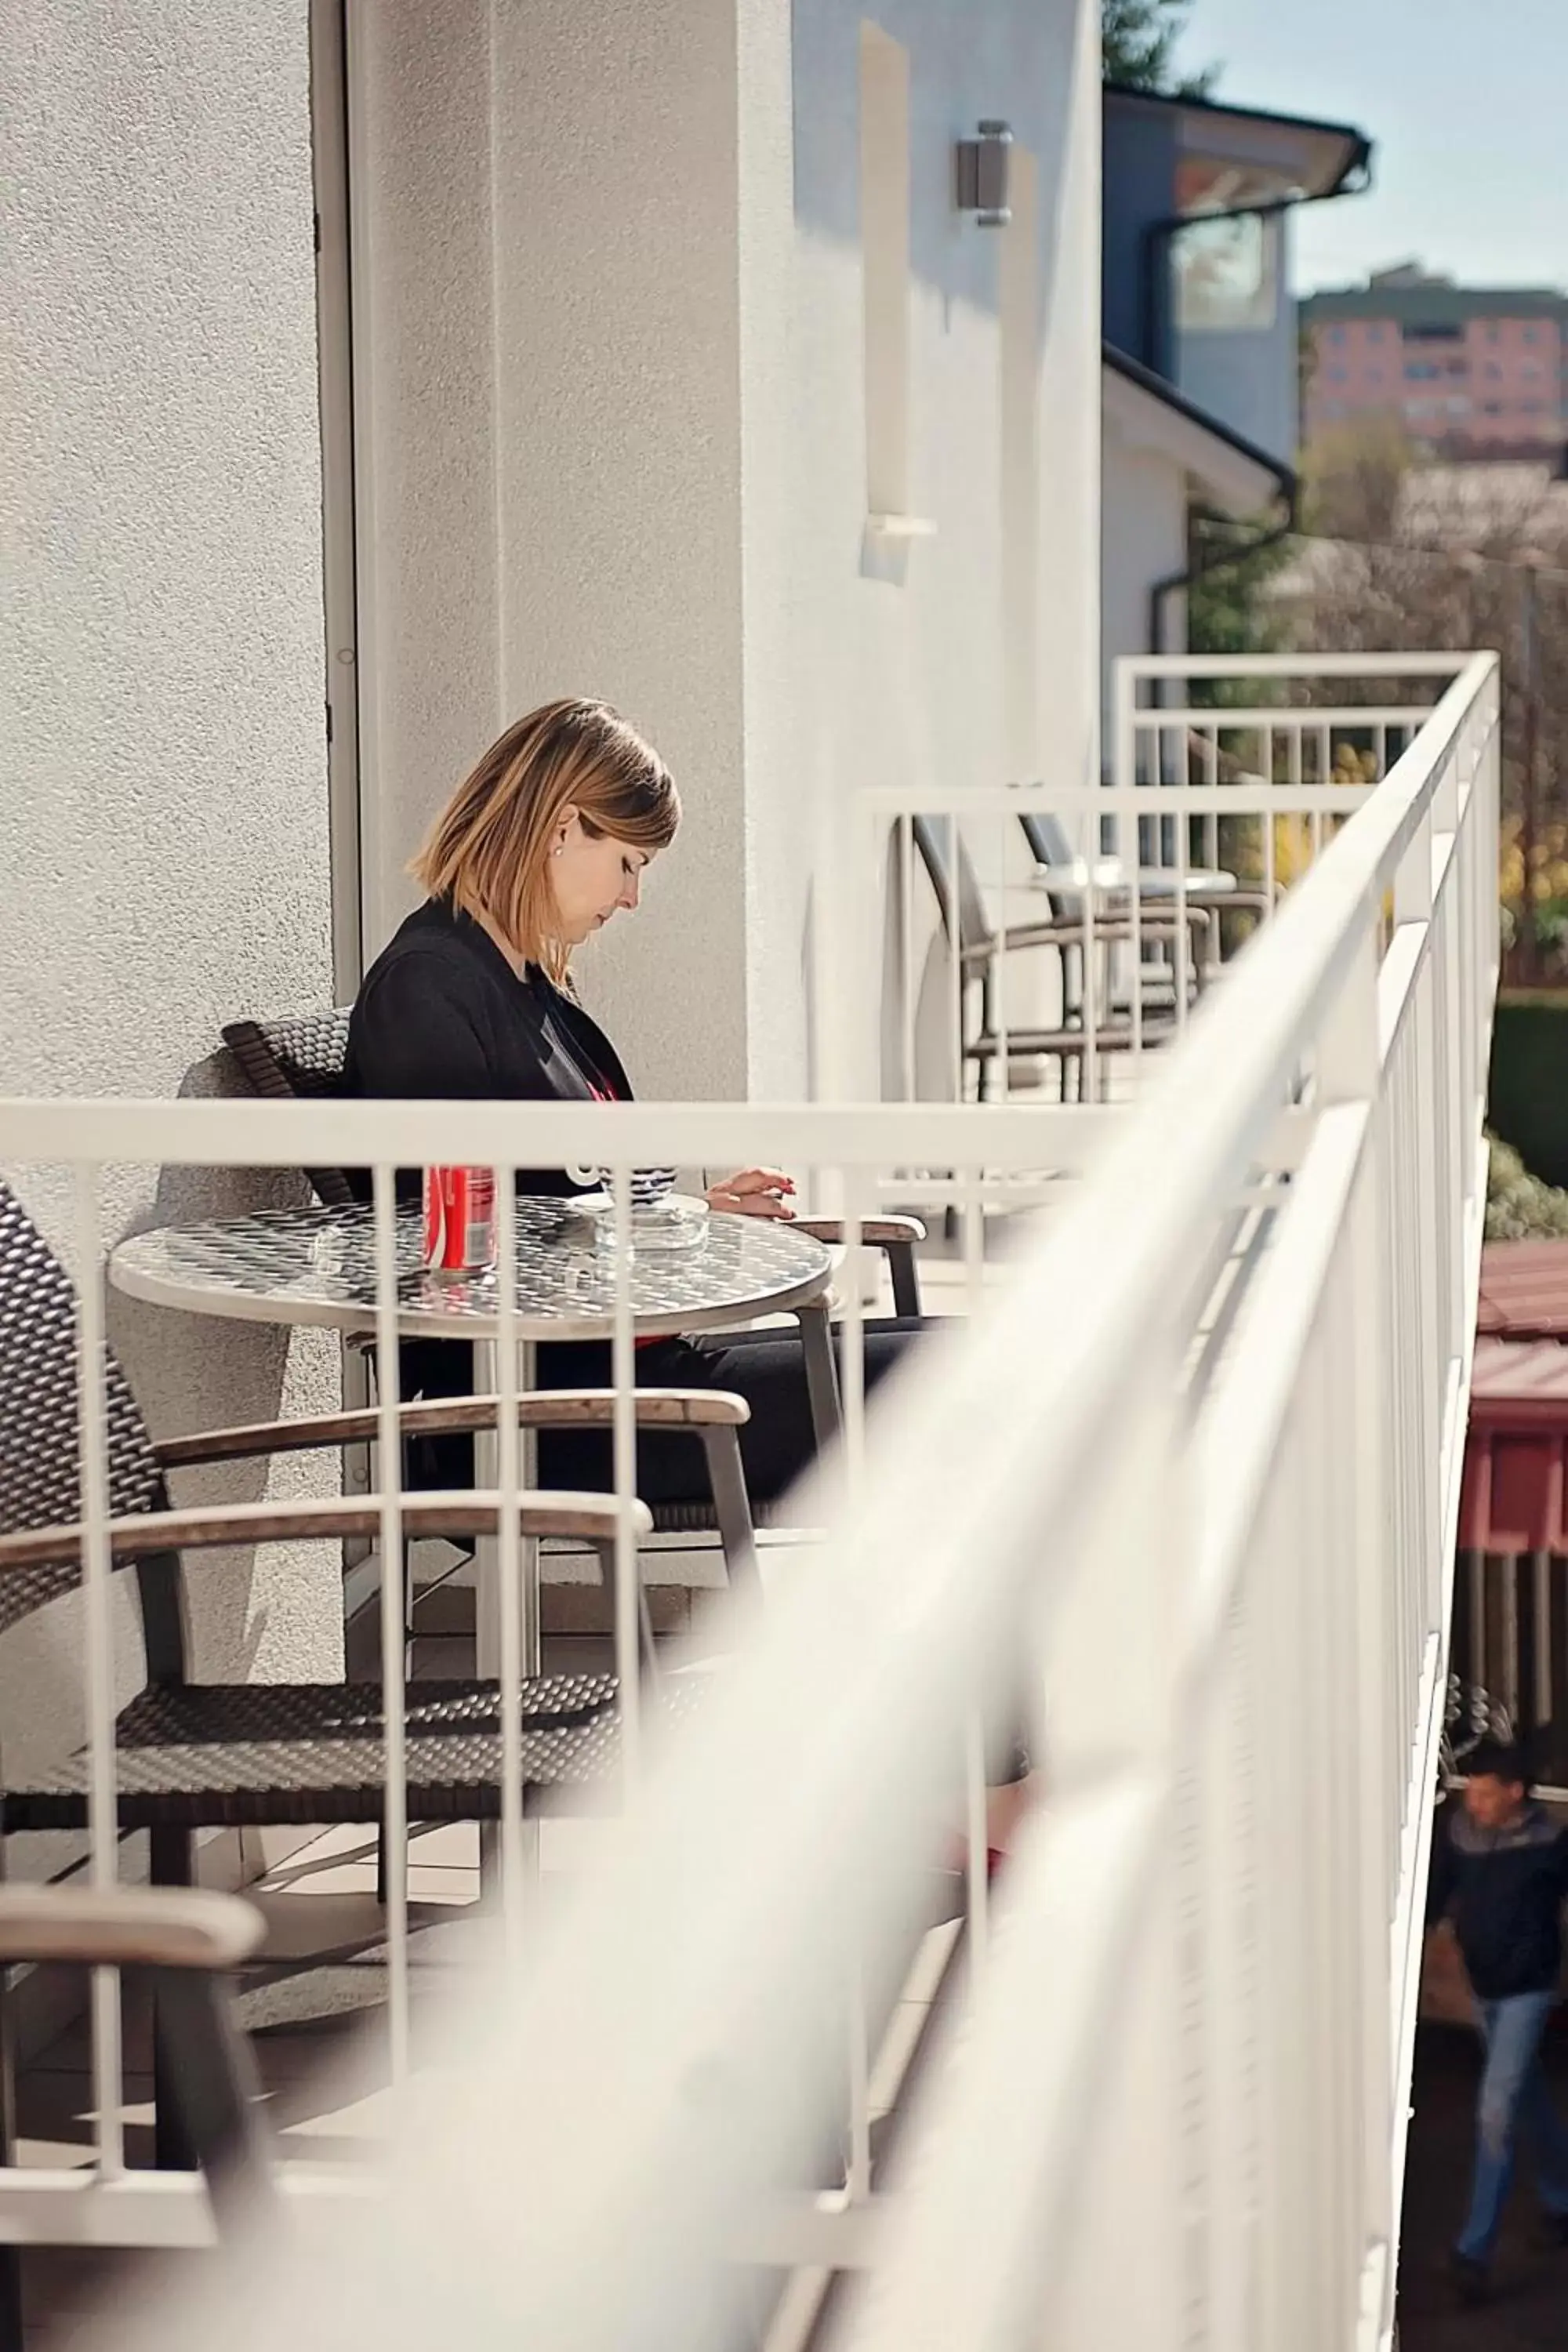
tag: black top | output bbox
[1426,1798,1568,1999]
[340,897,633,1196]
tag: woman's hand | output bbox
[706,1168,797,1220]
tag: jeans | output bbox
[1457,1989,1568,2263]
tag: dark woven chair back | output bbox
[0,1180,165,1632]
[910,816,992,959]
[221,1013,355,1209]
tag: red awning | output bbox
[1477,1240,1568,1341]
[1460,1248,1568,1549]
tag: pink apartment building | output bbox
[1301,266,1568,459]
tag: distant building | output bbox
[1302,267,1568,462]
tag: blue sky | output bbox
[1172,0,1568,293]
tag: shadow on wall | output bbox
[101,1047,343,1691]
[789,0,1079,315]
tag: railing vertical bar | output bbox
[73,1165,123,2180]
[494,1167,526,1952]
[965,1711,989,1969]
[1265,726,1277,914]
[900,813,915,1104]
[1082,867,1098,1107]
[847,1954,872,2202]
[1315,723,1331,866]
[1174,724,1191,1033]
[948,814,963,1107]
[964,1161,989,1956]
[996,812,1010,1105]
[612,1161,640,1790]
[372,1160,410,2083]
[841,1165,866,1508]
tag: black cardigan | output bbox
[341,897,633,1195]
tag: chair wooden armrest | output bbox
[792,1215,926,1248]
[793,1214,927,1320]
[0,1490,651,1574]
[0,1886,264,1973]
[154,1387,750,1469]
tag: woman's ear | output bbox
[554,803,579,850]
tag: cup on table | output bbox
[592,1165,677,1214]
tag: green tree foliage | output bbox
[1187,520,1291,664]
[1102,0,1217,96]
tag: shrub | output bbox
[1486,1135,1568,1242]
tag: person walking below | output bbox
[1425,1737,1568,2300]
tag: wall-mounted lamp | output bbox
[955,121,1012,227]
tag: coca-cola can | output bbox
[422,1166,497,1276]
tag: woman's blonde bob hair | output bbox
[410,698,680,982]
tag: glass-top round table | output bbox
[110,1195,835,1345]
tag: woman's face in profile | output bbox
[550,811,655,945]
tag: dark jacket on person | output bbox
[338,895,657,1472]
[1426,1798,1568,2001]
[341,895,633,1196]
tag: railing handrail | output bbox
[0,1097,1116,1169]
[1127,650,1475,681]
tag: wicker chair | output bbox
[0,1885,273,2345]
[220,1010,927,1553]
[0,1177,701,2180]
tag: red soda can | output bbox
[422,1167,497,1276]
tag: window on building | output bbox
[1483,401,1504,416]
[1525,325,1540,344]
[1368,324,1385,345]
[1486,362,1503,380]
[1172,212,1281,334]
[1404,360,1439,381]
[1486,323,1501,344]
[1327,365,1348,383]
[1446,397,1470,418]
[1367,368,1384,387]
[1328,325,1346,346]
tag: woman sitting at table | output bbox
[341,694,920,1509]
[343,695,1033,1845]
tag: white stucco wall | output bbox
[350,0,752,1104]
[1100,415,1189,746]
[755,0,1102,1097]
[1,0,343,1828]
[349,0,1101,1106]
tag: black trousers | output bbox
[398,1319,922,1504]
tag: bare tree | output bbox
[1276,423,1568,976]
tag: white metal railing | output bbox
[845,654,1458,1116]
[0,652,1499,2352]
